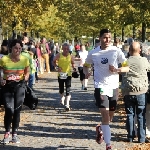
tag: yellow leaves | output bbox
[126,144,150,150]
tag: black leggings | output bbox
[58,76,71,96]
[2,81,25,133]
[78,67,85,81]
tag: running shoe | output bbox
[106,145,112,150]
[60,96,65,105]
[1,132,10,144]
[96,124,103,144]
[84,87,87,90]
[12,134,20,143]
[65,106,70,111]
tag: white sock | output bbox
[101,125,111,145]
[65,95,71,108]
[84,79,88,87]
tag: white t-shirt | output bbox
[85,46,126,90]
[78,50,88,67]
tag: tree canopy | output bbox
[0,0,150,40]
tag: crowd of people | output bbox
[0,29,149,150]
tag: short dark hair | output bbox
[100,29,111,37]
[9,39,23,48]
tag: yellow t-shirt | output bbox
[0,55,29,81]
[58,53,72,76]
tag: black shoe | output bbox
[65,107,70,111]
[138,138,149,143]
[145,138,149,143]
[84,87,87,90]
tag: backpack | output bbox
[23,85,38,110]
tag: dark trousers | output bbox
[58,76,71,96]
[78,67,85,81]
[50,54,55,71]
[124,94,146,142]
[2,81,25,133]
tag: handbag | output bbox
[23,85,38,110]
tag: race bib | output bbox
[59,72,68,79]
[7,74,20,81]
[100,88,113,97]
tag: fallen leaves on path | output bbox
[117,97,150,150]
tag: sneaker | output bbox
[65,107,70,111]
[12,134,20,143]
[96,124,103,144]
[48,71,51,73]
[84,87,87,90]
[106,145,112,150]
[1,132,10,144]
[65,106,70,111]
[60,96,65,105]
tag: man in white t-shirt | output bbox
[83,29,127,150]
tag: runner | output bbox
[53,43,75,111]
[83,29,126,150]
[75,44,88,90]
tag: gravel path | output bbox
[0,71,147,150]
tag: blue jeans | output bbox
[124,94,146,142]
[28,74,34,89]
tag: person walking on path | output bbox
[53,43,75,111]
[83,29,127,150]
[120,42,150,143]
[0,39,30,144]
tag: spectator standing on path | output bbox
[122,43,130,58]
[127,36,134,46]
[121,42,150,143]
[113,38,122,49]
[40,38,51,74]
[49,40,55,71]
[53,43,75,111]
[0,41,9,58]
[69,42,74,55]
[83,29,126,150]
[28,40,38,84]
[74,43,80,57]
[21,47,35,90]
[85,42,93,51]
[54,42,60,54]
[35,42,42,74]
[75,44,88,90]
[0,39,30,144]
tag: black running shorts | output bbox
[94,88,118,111]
